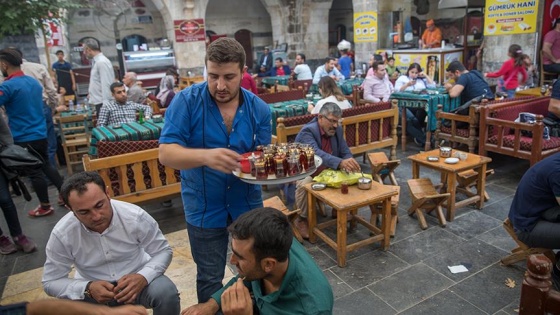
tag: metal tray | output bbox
[232,156,322,185]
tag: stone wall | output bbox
[0,35,40,63]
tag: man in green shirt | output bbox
[181,207,333,315]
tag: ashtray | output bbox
[427,156,439,162]
[112,124,122,129]
[311,183,327,191]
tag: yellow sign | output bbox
[484,0,537,36]
[354,12,378,43]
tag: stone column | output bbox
[353,0,379,67]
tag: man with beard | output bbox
[181,207,333,315]
[96,82,152,127]
[158,37,271,304]
[292,102,361,238]
[291,53,313,80]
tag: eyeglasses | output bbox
[321,115,342,125]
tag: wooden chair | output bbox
[369,185,400,237]
[519,254,560,315]
[456,168,494,201]
[56,114,89,175]
[147,99,161,115]
[500,218,555,266]
[406,178,450,230]
[541,50,558,86]
[367,152,400,186]
[263,196,303,243]
[290,79,312,94]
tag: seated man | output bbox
[258,57,291,77]
[362,61,394,103]
[444,60,494,105]
[313,57,345,84]
[181,207,334,314]
[293,102,361,238]
[97,82,153,127]
[123,72,146,104]
[508,153,560,288]
[291,53,313,80]
[42,172,180,315]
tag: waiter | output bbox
[422,19,442,49]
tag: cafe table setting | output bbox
[268,99,310,135]
[390,87,461,151]
[88,118,165,156]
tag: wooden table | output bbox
[515,87,547,97]
[305,181,398,267]
[408,149,492,221]
[390,89,461,151]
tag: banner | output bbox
[542,0,560,45]
[484,0,538,36]
[174,19,205,43]
[353,12,377,43]
[42,19,64,47]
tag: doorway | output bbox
[235,29,254,69]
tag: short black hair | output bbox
[228,207,292,262]
[110,81,125,93]
[372,61,384,71]
[325,56,336,64]
[297,53,306,62]
[446,60,465,73]
[554,18,560,29]
[275,57,283,63]
[0,48,22,67]
[55,50,64,55]
[60,171,106,209]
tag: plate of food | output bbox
[486,24,497,34]
[233,155,323,185]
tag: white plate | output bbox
[232,155,323,185]
[444,157,459,164]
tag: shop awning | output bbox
[438,0,485,9]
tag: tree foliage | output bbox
[0,0,89,37]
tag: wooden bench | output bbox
[435,96,536,153]
[276,100,399,161]
[82,148,181,204]
[257,89,305,104]
[478,96,560,166]
[519,254,560,315]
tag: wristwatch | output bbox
[84,281,93,299]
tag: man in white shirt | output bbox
[42,172,180,315]
[291,53,313,80]
[82,39,115,117]
[312,57,344,84]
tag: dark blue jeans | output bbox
[0,170,22,236]
[43,105,57,167]
[516,206,560,249]
[187,222,229,303]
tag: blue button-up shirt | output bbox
[159,82,271,228]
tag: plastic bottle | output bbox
[138,108,144,124]
[76,101,83,113]
[68,99,74,112]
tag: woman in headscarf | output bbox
[156,74,176,108]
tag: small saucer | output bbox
[444,157,459,164]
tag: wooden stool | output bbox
[457,169,494,201]
[406,178,450,230]
[370,185,400,237]
[500,218,555,266]
[263,196,303,243]
[367,152,400,186]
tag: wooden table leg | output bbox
[445,171,457,221]
[381,198,391,250]
[337,209,348,267]
[401,107,407,152]
[308,191,317,243]
[412,161,420,179]
[425,130,432,151]
[475,164,488,209]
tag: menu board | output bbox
[353,11,378,43]
[174,19,206,42]
[484,0,538,36]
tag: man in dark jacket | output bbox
[292,102,361,238]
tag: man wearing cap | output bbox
[421,19,442,49]
[542,19,560,74]
[255,46,273,75]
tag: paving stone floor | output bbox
[0,144,534,314]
